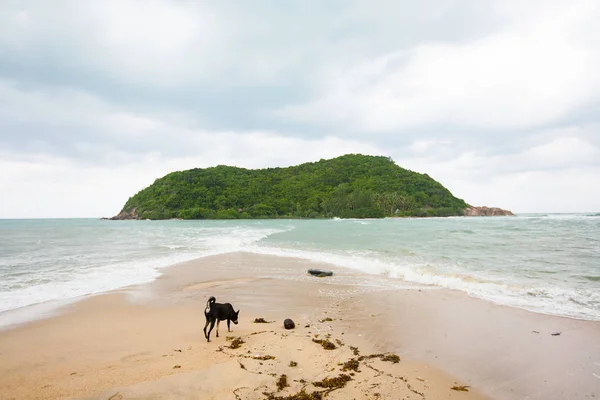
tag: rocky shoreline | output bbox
[105,205,515,220]
[463,206,515,216]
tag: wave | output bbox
[241,244,600,321]
[582,275,600,282]
[0,224,291,320]
[2,218,599,330]
[521,213,600,220]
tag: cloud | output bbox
[278,1,600,133]
[398,125,600,211]
[0,0,599,216]
[0,135,386,218]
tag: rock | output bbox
[463,206,514,217]
[109,208,140,220]
[283,319,295,329]
[308,269,333,277]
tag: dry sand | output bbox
[0,252,598,400]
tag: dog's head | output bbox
[232,309,240,324]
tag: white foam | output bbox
[242,244,600,321]
[0,224,290,329]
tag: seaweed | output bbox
[312,338,337,350]
[253,355,276,360]
[229,337,245,349]
[254,318,273,323]
[451,385,470,392]
[340,358,360,372]
[289,361,298,367]
[277,374,289,391]
[349,346,360,356]
[358,353,400,363]
[264,390,322,400]
[319,317,333,322]
[381,354,400,363]
[312,374,352,389]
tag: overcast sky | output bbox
[1,0,599,218]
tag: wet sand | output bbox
[0,252,598,399]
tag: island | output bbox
[109,154,513,220]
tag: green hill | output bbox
[111,154,469,220]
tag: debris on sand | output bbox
[349,346,360,356]
[451,385,470,392]
[312,338,337,350]
[277,374,289,390]
[253,355,276,360]
[319,317,333,323]
[358,353,400,363]
[264,389,323,400]
[254,318,273,323]
[340,358,360,372]
[381,354,400,363]
[284,319,296,329]
[312,374,352,389]
[229,337,245,349]
[289,361,298,367]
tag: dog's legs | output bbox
[227,319,231,332]
[203,315,210,339]
[216,320,220,337]
[206,319,216,342]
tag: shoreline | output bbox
[3,243,598,334]
[0,252,488,400]
[0,252,598,399]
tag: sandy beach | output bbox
[0,252,598,400]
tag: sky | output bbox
[1,0,599,218]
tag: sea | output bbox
[0,215,599,329]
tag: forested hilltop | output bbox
[111,154,471,220]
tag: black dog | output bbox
[203,296,240,342]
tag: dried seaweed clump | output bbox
[349,346,360,356]
[358,353,400,363]
[254,318,272,323]
[381,354,400,363]
[340,358,360,372]
[319,317,333,322]
[228,337,245,349]
[312,338,337,350]
[451,385,470,392]
[289,361,298,367]
[312,374,352,389]
[276,374,289,391]
[254,355,276,360]
[264,390,322,400]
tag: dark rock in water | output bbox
[284,319,295,329]
[308,269,333,277]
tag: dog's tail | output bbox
[205,296,216,313]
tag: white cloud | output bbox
[0,1,225,86]
[396,125,600,212]
[1,1,599,217]
[279,1,600,132]
[0,133,386,218]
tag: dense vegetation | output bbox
[116,154,469,220]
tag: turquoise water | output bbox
[0,215,599,327]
